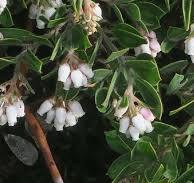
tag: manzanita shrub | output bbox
[0,0,194,182]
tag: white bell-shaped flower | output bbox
[66,111,77,126]
[63,77,72,90]
[144,120,154,133]
[14,100,25,117]
[131,113,146,134]
[58,63,71,83]
[119,116,130,134]
[93,3,102,20]
[68,101,85,118]
[0,0,7,15]
[45,109,55,124]
[36,17,45,29]
[139,107,155,122]
[71,69,84,88]
[29,4,39,19]
[128,126,140,141]
[44,7,56,20]
[0,114,7,126]
[6,105,17,126]
[140,41,151,55]
[53,120,64,131]
[79,64,94,79]
[37,99,54,116]
[185,37,194,55]
[49,0,63,8]
[54,107,66,124]
[114,102,128,119]
[190,55,194,63]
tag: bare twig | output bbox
[25,107,64,183]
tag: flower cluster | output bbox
[0,0,7,15]
[37,98,85,131]
[29,0,63,29]
[74,0,102,35]
[134,31,161,58]
[185,24,194,63]
[114,95,155,141]
[58,51,94,90]
[0,81,25,126]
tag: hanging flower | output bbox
[113,86,155,141]
[185,24,194,63]
[134,31,161,58]
[37,98,85,131]
[0,0,7,15]
[74,0,103,35]
[57,51,94,90]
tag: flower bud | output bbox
[185,37,194,55]
[14,100,25,117]
[49,0,63,8]
[144,120,154,133]
[71,69,84,88]
[139,107,155,122]
[148,31,156,39]
[36,18,45,29]
[149,39,161,53]
[58,63,71,83]
[55,107,66,124]
[114,104,128,119]
[93,3,102,20]
[63,77,72,90]
[45,109,55,124]
[131,113,146,134]
[0,114,7,126]
[44,7,56,20]
[0,0,7,15]
[128,126,140,141]
[66,111,77,126]
[53,121,64,131]
[29,4,39,19]
[119,116,130,134]
[6,105,17,126]
[68,101,85,118]
[37,99,54,116]
[79,64,94,79]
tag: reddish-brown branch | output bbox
[25,107,64,183]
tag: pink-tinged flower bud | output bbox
[0,0,7,15]
[119,116,130,134]
[0,114,7,126]
[66,111,77,126]
[148,31,156,39]
[45,109,55,124]
[14,100,25,117]
[79,64,94,79]
[185,37,194,55]
[55,107,66,124]
[139,107,155,122]
[68,101,85,118]
[44,7,56,20]
[63,77,72,90]
[71,69,84,88]
[58,63,71,83]
[149,39,161,53]
[93,3,102,20]
[37,99,54,116]
[131,113,146,134]
[29,4,39,19]
[128,126,140,141]
[144,120,154,133]
[6,105,17,126]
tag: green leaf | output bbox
[170,100,194,115]
[167,26,188,42]
[47,18,66,28]
[50,36,62,61]
[183,135,191,147]
[93,69,112,83]
[160,60,188,75]
[153,121,178,135]
[0,7,13,27]
[163,151,178,180]
[105,130,131,154]
[166,74,188,95]
[113,23,146,48]
[151,164,165,183]
[124,3,141,21]
[0,57,15,69]
[125,59,161,86]
[176,166,194,183]
[106,48,129,63]
[112,4,124,23]
[107,153,130,179]
[135,78,163,119]
[0,28,52,47]
[185,124,194,135]
[182,0,193,31]
[161,38,176,53]
[131,140,158,162]
[22,50,43,73]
